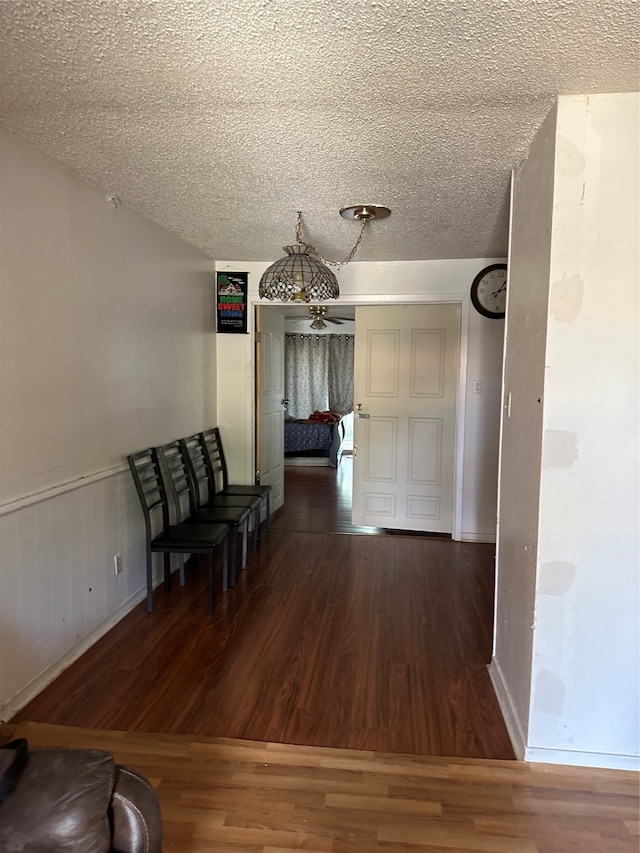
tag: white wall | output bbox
[216,258,506,541]
[493,93,640,771]
[530,93,639,768]
[490,104,557,755]
[0,131,216,719]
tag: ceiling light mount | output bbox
[259,206,391,303]
[339,204,392,222]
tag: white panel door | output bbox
[256,307,285,513]
[352,304,459,533]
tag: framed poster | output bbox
[216,271,248,334]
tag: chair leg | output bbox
[178,554,185,587]
[230,528,238,587]
[241,519,248,569]
[164,553,171,592]
[222,537,229,592]
[253,507,260,550]
[265,492,271,534]
[146,550,154,612]
[207,549,215,614]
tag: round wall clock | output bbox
[470,264,508,319]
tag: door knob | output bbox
[355,403,364,411]
[281,398,290,406]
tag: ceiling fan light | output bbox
[259,243,339,302]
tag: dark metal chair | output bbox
[179,435,261,552]
[156,441,251,590]
[199,427,272,536]
[127,448,228,613]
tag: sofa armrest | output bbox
[111,764,163,853]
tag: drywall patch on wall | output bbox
[534,669,566,715]
[538,561,576,596]
[556,134,586,178]
[543,430,578,469]
[550,274,584,323]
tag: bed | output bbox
[284,417,346,467]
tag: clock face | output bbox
[470,264,507,318]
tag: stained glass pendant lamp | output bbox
[259,206,391,303]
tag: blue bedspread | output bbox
[284,421,333,453]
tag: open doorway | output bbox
[283,309,355,470]
[257,302,466,538]
[255,303,356,529]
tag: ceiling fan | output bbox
[308,305,351,330]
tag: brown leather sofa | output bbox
[0,742,162,852]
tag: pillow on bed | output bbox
[308,410,342,424]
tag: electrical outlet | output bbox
[113,553,123,576]
[473,380,483,394]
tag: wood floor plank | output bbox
[1,723,637,853]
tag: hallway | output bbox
[13,463,513,759]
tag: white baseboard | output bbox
[0,587,146,723]
[487,658,526,759]
[524,745,640,772]
[461,532,496,543]
[488,659,639,771]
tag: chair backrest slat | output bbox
[156,441,196,522]
[180,435,212,508]
[199,428,228,491]
[127,448,171,540]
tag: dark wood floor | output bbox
[13,461,514,759]
[273,456,386,535]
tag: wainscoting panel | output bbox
[0,469,151,720]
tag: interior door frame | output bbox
[254,305,263,481]
[252,292,470,541]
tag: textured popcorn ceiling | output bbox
[0,1,637,262]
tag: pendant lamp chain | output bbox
[294,211,369,268]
